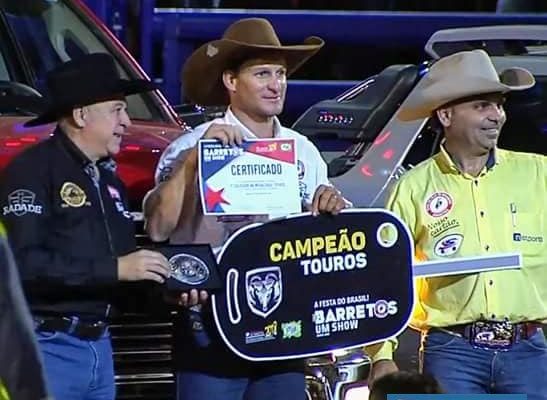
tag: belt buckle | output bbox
[70,320,106,340]
[470,320,514,350]
[34,316,72,332]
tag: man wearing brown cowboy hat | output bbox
[368,49,546,397]
[144,17,348,400]
[0,53,171,400]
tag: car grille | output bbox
[111,312,175,400]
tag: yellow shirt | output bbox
[367,147,546,362]
[0,382,9,400]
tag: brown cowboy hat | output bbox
[182,17,324,106]
[398,49,535,121]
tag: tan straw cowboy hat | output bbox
[398,49,535,121]
[182,17,324,106]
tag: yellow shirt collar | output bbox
[435,141,499,177]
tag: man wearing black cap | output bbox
[0,53,171,400]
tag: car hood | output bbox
[0,117,185,209]
[0,116,181,148]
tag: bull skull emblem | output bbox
[245,267,282,318]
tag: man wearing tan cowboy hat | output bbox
[367,49,546,397]
[0,53,172,400]
[144,17,348,400]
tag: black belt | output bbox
[430,320,542,350]
[34,316,108,341]
[440,321,542,341]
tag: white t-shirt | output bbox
[153,108,330,249]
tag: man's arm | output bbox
[144,147,198,242]
[144,123,243,242]
[303,140,349,214]
[146,124,245,308]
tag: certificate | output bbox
[198,138,300,216]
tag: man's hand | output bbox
[310,185,346,216]
[203,123,243,146]
[367,359,399,388]
[117,249,171,283]
[164,289,209,307]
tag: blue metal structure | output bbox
[141,8,546,105]
[83,0,128,44]
[82,2,547,117]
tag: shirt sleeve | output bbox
[300,138,355,209]
[309,141,330,188]
[310,143,353,207]
[385,177,420,246]
[364,339,398,363]
[154,127,206,184]
[0,158,117,287]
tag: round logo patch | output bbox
[425,192,453,217]
[297,160,305,180]
[169,253,210,285]
[376,222,398,248]
[434,234,463,257]
[60,182,86,207]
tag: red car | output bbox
[0,0,186,214]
